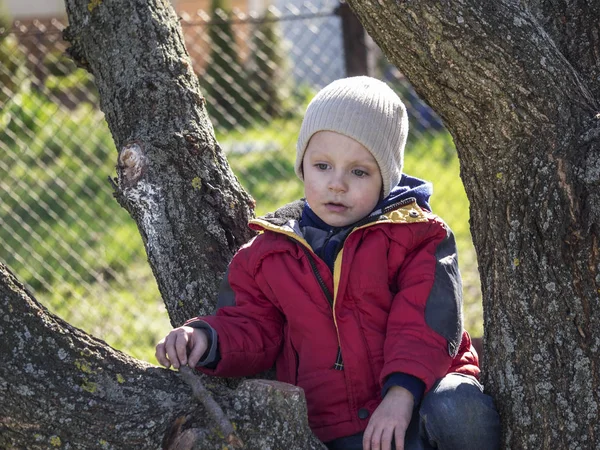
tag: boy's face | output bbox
[302,131,383,227]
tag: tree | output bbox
[344,1,600,448]
[1,0,598,448]
[1,0,323,448]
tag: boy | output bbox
[156,77,500,450]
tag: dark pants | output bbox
[325,373,501,450]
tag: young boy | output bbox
[156,77,500,450]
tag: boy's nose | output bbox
[328,174,347,193]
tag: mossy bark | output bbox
[63,0,256,326]
[0,264,324,449]
[346,1,600,448]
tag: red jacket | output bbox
[194,199,479,442]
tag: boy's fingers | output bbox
[164,334,181,369]
[381,427,394,450]
[370,429,383,450]
[154,338,171,368]
[365,425,382,450]
[394,428,405,450]
[187,338,205,368]
[363,425,372,450]
[175,331,190,367]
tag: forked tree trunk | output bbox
[2,0,599,448]
[62,0,256,326]
[1,0,324,448]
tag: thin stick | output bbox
[179,366,245,449]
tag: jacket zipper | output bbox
[378,196,418,216]
[272,198,421,372]
[298,244,344,371]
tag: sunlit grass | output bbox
[38,257,170,363]
[3,92,482,365]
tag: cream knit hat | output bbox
[295,76,408,197]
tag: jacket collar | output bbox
[249,197,429,237]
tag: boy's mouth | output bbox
[325,202,348,213]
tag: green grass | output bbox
[222,116,305,214]
[3,88,482,366]
[0,91,139,289]
[38,258,171,363]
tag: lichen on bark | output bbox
[0,263,325,449]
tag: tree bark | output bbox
[345,1,600,448]
[62,0,256,325]
[0,263,324,449]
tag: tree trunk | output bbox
[62,0,256,326]
[345,1,600,448]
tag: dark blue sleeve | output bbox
[187,320,221,369]
[382,372,425,407]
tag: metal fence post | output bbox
[335,1,370,77]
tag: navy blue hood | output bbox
[374,173,433,213]
[300,174,433,271]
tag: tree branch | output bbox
[0,262,198,448]
[348,0,597,152]
[528,0,600,99]
[179,366,244,449]
[0,263,325,449]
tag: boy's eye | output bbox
[353,169,368,177]
[315,163,329,170]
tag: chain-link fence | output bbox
[0,1,481,362]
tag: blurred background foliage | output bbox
[0,0,481,363]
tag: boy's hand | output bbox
[363,386,414,450]
[155,326,208,370]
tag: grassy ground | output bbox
[3,91,482,364]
